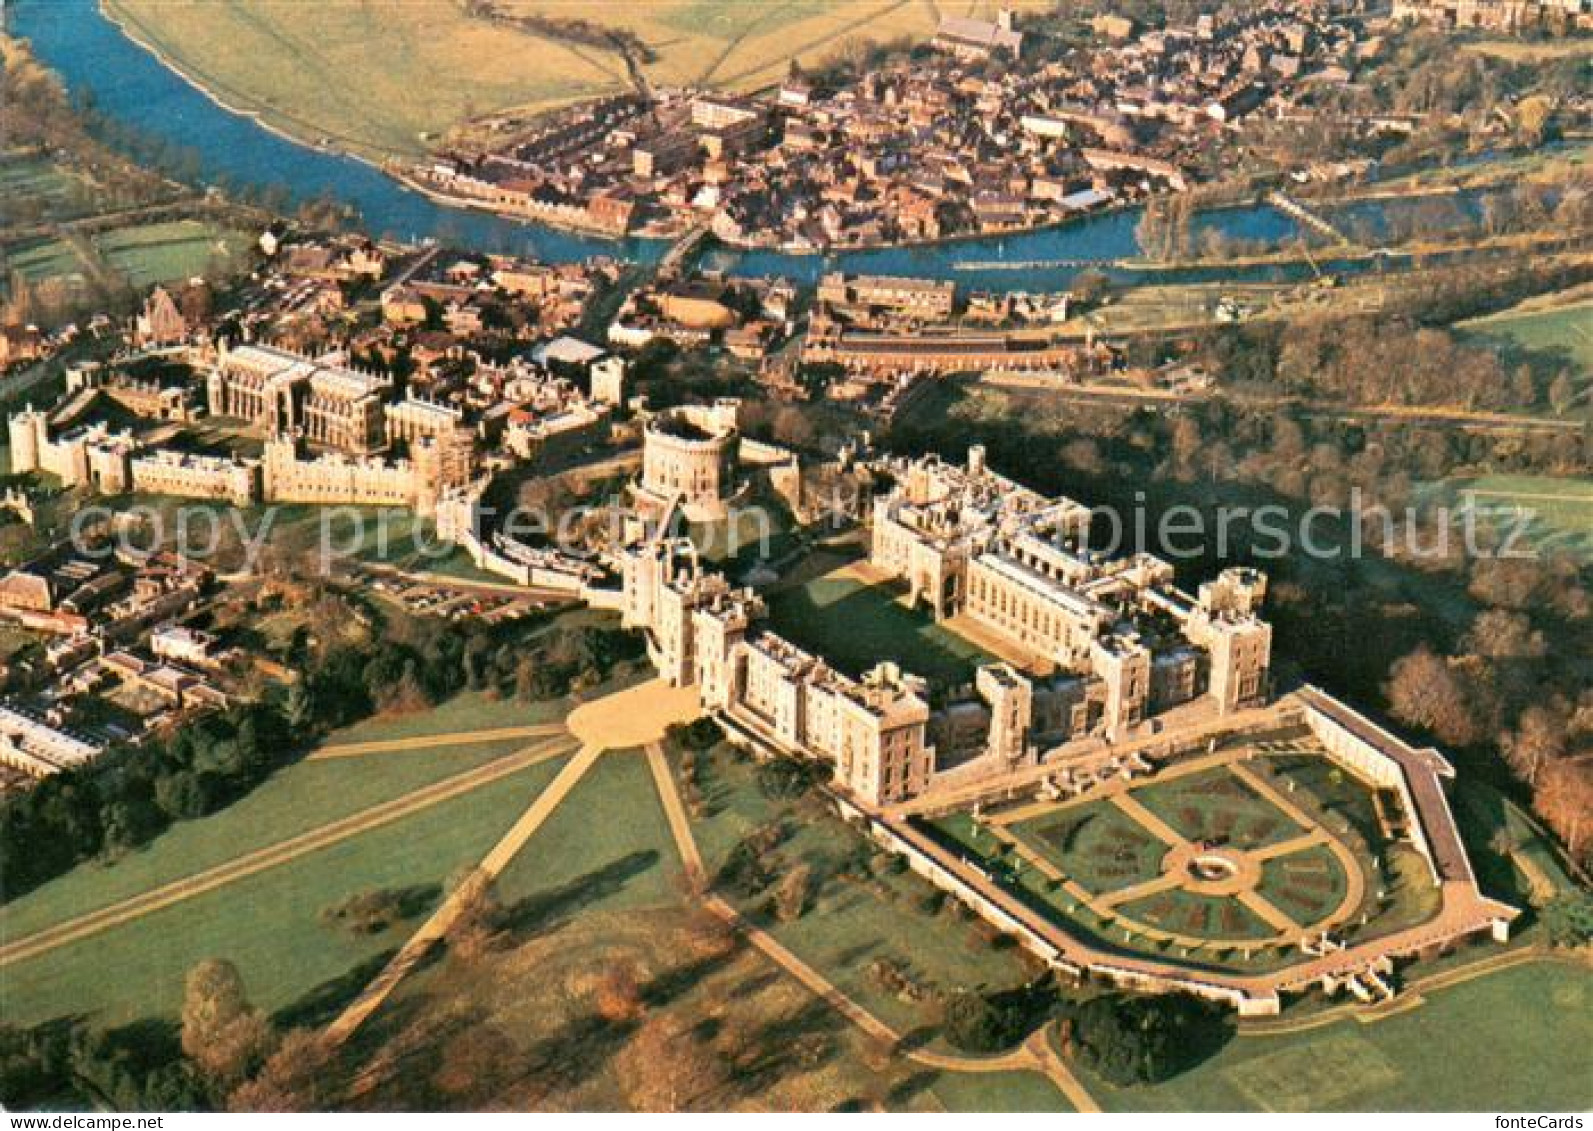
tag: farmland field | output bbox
[104,1,1050,160]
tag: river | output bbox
[8,0,1496,291]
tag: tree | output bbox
[1464,609,1546,661]
[1515,96,1552,146]
[594,963,645,1023]
[1533,761,1593,868]
[181,960,273,1086]
[228,1030,332,1112]
[940,982,1054,1054]
[1540,891,1593,949]
[1067,993,1230,1086]
[1548,371,1577,416]
[617,1015,725,1111]
[445,872,503,961]
[773,864,813,922]
[1385,646,1478,747]
[1503,706,1566,788]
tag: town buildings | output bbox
[1391,0,1593,32]
[408,1,1369,251]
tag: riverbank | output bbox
[14,0,1546,289]
[388,166,656,244]
[99,0,402,170]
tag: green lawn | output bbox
[1132,767,1304,851]
[1,760,564,1028]
[2,737,550,940]
[765,574,995,688]
[1119,888,1275,942]
[1257,844,1350,927]
[323,689,571,745]
[1457,295,1593,424]
[0,154,97,222]
[928,1068,1075,1112]
[492,749,681,919]
[6,237,87,284]
[1459,298,1593,376]
[1076,957,1592,1111]
[92,220,248,288]
[1009,800,1166,895]
[1452,776,1578,905]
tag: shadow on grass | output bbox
[500,850,661,938]
[272,948,401,1031]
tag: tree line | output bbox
[0,610,641,901]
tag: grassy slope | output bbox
[492,748,681,915]
[683,743,1037,1036]
[2,738,544,939]
[1,759,565,1027]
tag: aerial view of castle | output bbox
[0,0,1587,1118]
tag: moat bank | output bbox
[10,0,1498,291]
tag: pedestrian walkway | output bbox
[0,737,574,968]
[322,742,604,1047]
[308,722,566,760]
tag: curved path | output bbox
[641,741,1102,1111]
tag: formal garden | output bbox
[921,732,1433,974]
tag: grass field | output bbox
[2,736,549,941]
[4,220,246,294]
[106,0,624,160]
[343,739,1067,1110]
[0,153,98,224]
[105,1,1050,160]
[765,572,995,687]
[91,219,248,288]
[1077,957,1593,1112]
[1,759,566,1028]
[5,237,88,285]
[1132,766,1305,850]
[1419,474,1593,561]
[492,748,681,918]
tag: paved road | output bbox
[0,738,573,968]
